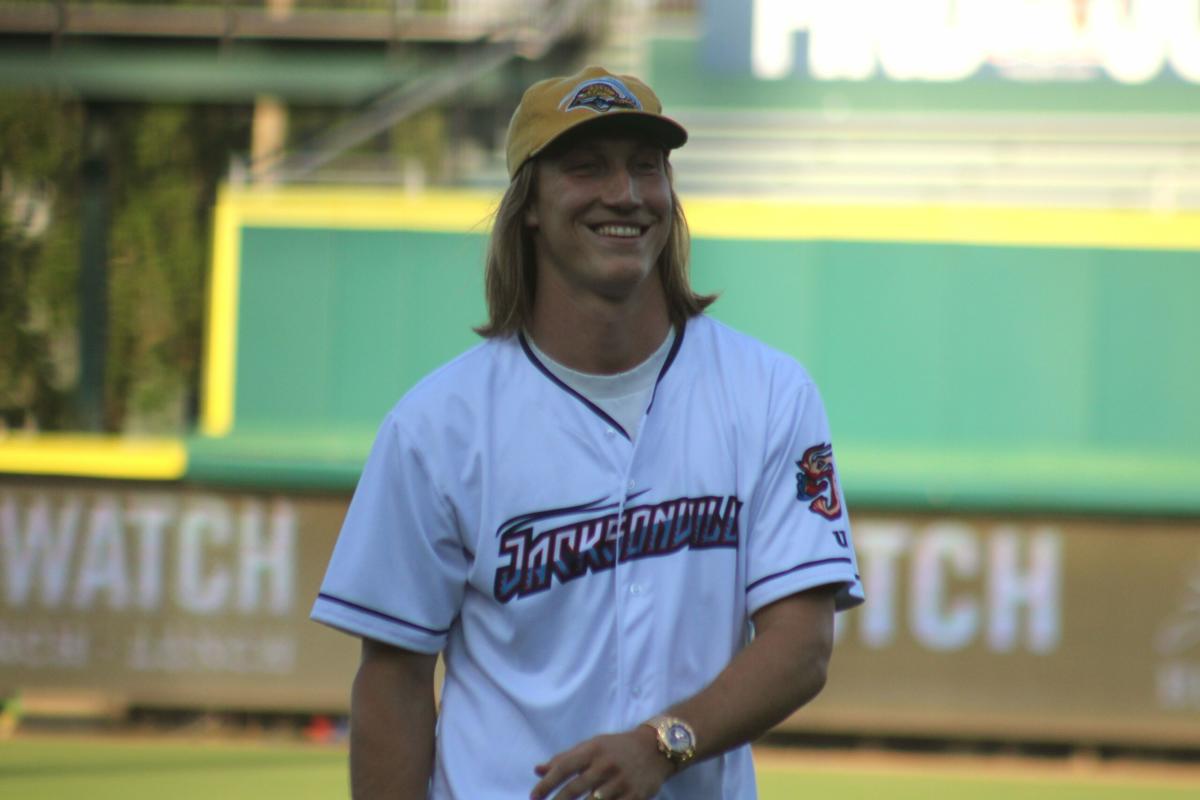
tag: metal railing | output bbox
[0,0,583,43]
[236,0,605,183]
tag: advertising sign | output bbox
[0,479,357,711]
[2,478,1198,745]
[796,512,1200,745]
[708,0,1200,84]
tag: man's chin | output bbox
[590,269,660,304]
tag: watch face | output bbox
[665,722,694,753]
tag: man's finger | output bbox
[548,769,604,800]
[530,747,589,799]
[590,778,625,800]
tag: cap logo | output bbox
[559,77,643,114]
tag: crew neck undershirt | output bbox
[524,327,676,440]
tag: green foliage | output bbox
[389,107,448,182]
[0,92,82,430]
[107,105,207,432]
[288,104,449,182]
[2,89,448,434]
[0,95,247,433]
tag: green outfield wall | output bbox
[186,188,1200,516]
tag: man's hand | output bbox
[529,585,836,800]
[530,724,674,800]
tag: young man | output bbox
[311,65,864,800]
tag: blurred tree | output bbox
[390,107,448,183]
[106,104,249,433]
[0,93,82,431]
[2,87,458,433]
[1,94,249,434]
[106,106,205,432]
[287,103,448,184]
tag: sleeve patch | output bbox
[795,442,843,520]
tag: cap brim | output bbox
[534,112,688,160]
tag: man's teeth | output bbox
[593,224,641,238]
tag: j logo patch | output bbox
[559,77,642,114]
[795,443,843,520]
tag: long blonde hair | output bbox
[474,159,717,338]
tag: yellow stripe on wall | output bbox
[201,195,240,437]
[683,201,1200,251]
[0,435,186,481]
[221,187,502,233]
[212,185,1200,250]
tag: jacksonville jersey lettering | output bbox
[494,494,743,603]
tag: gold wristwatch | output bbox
[642,715,697,769]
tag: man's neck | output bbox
[528,278,672,375]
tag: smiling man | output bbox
[311,66,865,800]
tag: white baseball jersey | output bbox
[311,314,864,800]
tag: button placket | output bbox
[613,411,655,724]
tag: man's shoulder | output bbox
[384,336,518,423]
[684,315,814,387]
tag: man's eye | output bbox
[562,154,598,169]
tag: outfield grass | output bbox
[0,737,346,800]
[756,760,1198,800]
[0,736,1195,799]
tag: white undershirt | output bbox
[525,328,676,440]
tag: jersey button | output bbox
[627,479,636,491]
[605,427,615,437]
[629,583,643,596]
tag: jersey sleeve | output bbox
[745,367,864,615]
[310,410,468,654]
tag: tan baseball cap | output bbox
[504,65,688,178]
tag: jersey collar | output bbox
[517,320,687,441]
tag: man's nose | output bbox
[600,166,640,208]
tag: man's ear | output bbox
[524,204,539,228]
